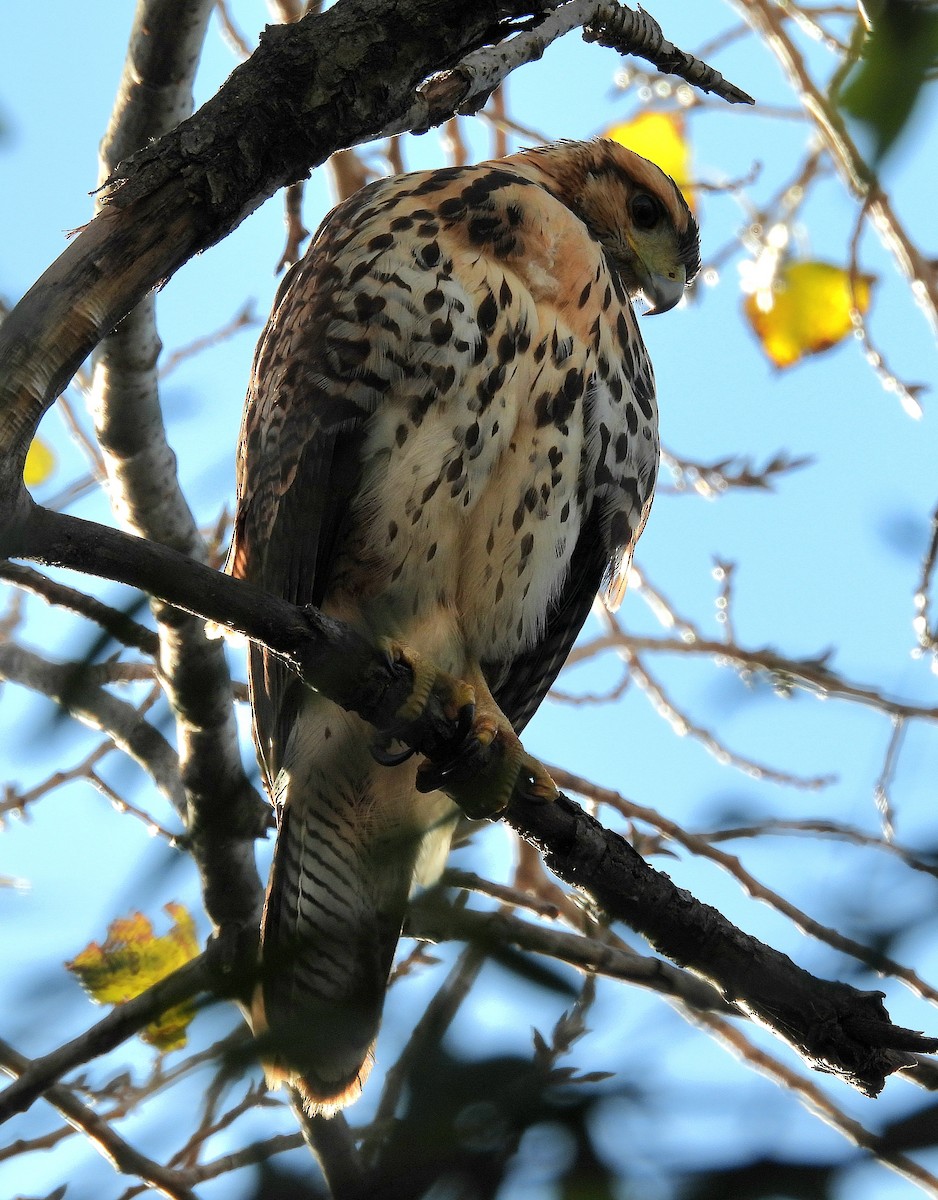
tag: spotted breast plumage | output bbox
[227,137,699,1113]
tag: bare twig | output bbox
[0,642,185,814]
[175,1132,304,1184]
[625,639,834,789]
[659,448,813,497]
[570,623,938,724]
[0,952,217,1123]
[328,147,373,203]
[489,83,510,157]
[363,943,487,1167]
[703,817,938,880]
[214,0,254,58]
[583,2,754,103]
[873,717,905,839]
[848,197,927,416]
[157,302,258,379]
[409,888,734,1014]
[731,0,938,337]
[276,181,311,272]
[0,1059,195,1200]
[1,738,118,821]
[914,499,938,665]
[0,560,158,654]
[379,0,752,140]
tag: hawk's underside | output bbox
[227,138,699,1112]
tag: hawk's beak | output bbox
[640,265,686,316]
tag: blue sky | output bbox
[1,3,938,1198]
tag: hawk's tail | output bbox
[255,790,414,1114]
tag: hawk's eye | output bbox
[630,193,660,231]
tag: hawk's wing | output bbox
[227,257,374,789]
[483,505,608,735]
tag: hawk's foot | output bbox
[416,690,559,819]
[374,643,557,817]
[374,638,476,765]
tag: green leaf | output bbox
[839,0,938,163]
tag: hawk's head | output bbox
[515,138,700,314]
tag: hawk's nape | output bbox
[226,137,699,1113]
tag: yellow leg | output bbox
[372,637,475,767]
[375,642,557,818]
[379,638,475,724]
[417,661,559,819]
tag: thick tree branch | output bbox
[0,0,540,507]
[6,505,935,1097]
[550,765,938,1002]
[293,1104,365,1200]
[501,787,937,1097]
[89,0,267,938]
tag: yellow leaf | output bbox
[23,437,56,486]
[67,903,200,1051]
[604,110,694,210]
[743,260,874,369]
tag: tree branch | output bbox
[380,0,752,141]
[501,786,937,1097]
[0,560,158,654]
[88,0,267,939]
[0,0,541,510]
[365,943,487,1165]
[0,948,215,1123]
[2,501,933,1098]
[584,2,754,102]
[0,641,186,815]
[408,888,734,1014]
[731,0,938,338]
[569,628,938,723]
[549,765,938,1003]
[0,1037,198,1200]
[293,1104,365,1200]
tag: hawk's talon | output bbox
[370,735,416,767]
[415,762,449,794]
[415,735,487,794]
[374,633,482,763]
[518,756,560,804]
[453,700,476,751]
[415,701,481,788]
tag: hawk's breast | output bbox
[311,167,658,668]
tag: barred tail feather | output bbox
[255,775,414,1114]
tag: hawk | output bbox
[227,138,699,1113]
